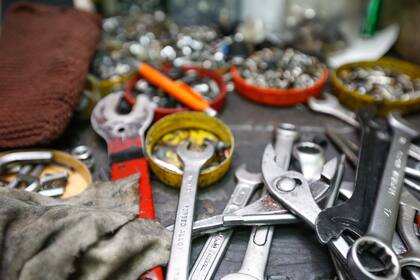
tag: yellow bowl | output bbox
[145,112,234,188]
[332,57,420,116]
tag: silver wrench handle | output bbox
[238,225,275,280]
[189,177,261,280]
[167,165,201,280]
[348,113,419,280]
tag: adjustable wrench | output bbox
[166,142,214,280]
[221,124,299,280]
[189,165,262,280]
[347,113,419,280]
[91,92,163,280]
[316,114,391,243]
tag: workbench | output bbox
[56,90,420,280]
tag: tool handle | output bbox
[239,225,274,279]
[111,158,155,219]
[138,63,210,112]
[111,158,164,280]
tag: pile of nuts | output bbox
[239,48,324,89]
[338,66,420,101]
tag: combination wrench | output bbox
[189,165,263,280]
[166,141,214,280]
[347,113,419,280]
[221,124,299,280]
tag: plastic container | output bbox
[231,65,328,106]
[332,57,420,116]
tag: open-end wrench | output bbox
[189,165,262,280]
[91,92,163,280]
[308,93,360,128]
[347,113,419,280]
[221,124,299,280]
[166,142,214,280]
[316,114,391,243]
[309,92,420,162]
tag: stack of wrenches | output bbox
[166,113,420,280]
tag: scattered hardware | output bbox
[238,48,324,89]
[332,58,420,115]
[0,150,92,198]
[338,66,420,101]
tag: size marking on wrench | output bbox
[166,142,214,280]
[347,113,419,280]
[189,165,262,280]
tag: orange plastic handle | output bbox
[138,63,210,112]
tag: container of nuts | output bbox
[332,58,420,116]
[231,48,328,106]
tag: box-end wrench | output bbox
[166,142,214,280]
[309,92,420,162]
[221,124,299,280]
[347,113,419,280]
[189,165,263,280]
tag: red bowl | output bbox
[231,65,328,106]
[124,65,226,121]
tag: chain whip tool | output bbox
[221,124,299,280]
[347,113,419,280]
[188,165,262,280]
[166,142,214,280]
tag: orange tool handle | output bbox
[111,158,164,279]
[138,63,210,112]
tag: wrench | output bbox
[166,141,214,280]
[189,165,262,280]
[316,113,391,243]
[221,123,299,280]
[309,92,420,162]
[347,113,419,280]
[91,92,163,280]
[166,157,337,235]
[221,218,274,280]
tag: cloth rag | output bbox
[0,2,101,148]
[0,175,171,280]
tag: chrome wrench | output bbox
[221,124,299,280]
[189,165,262,280]
[347,113,419,280]
[309,92,420,161]
[166,142,214,280]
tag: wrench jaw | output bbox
[176,141,215,168]
[91,92,155,142]
[388,113,420,139]
[347,236,400,280]
[234,164,262,186]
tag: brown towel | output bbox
[0,2,101,148]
